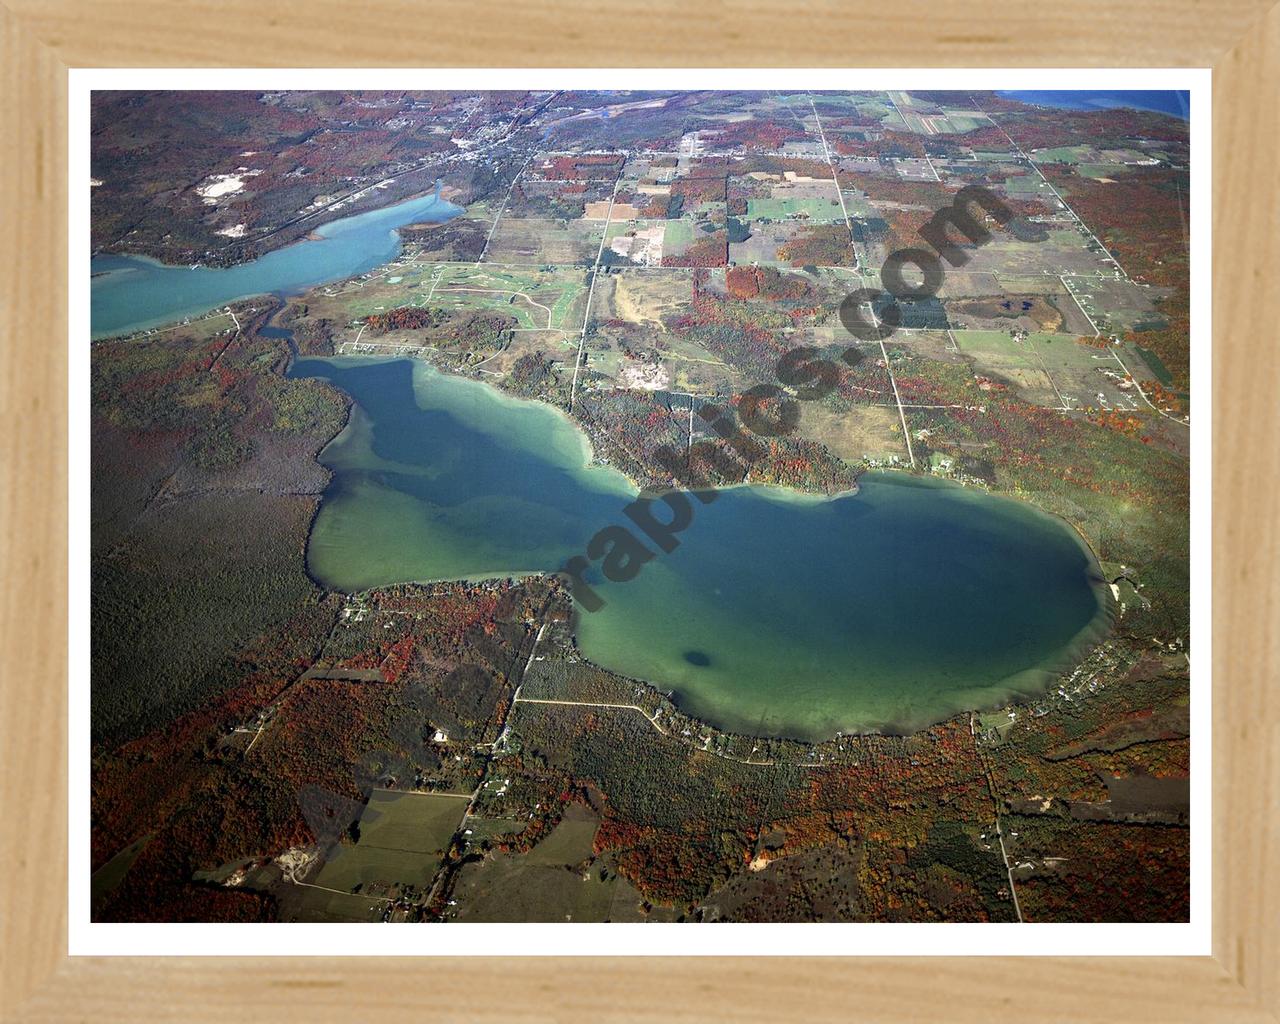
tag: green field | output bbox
[851,97,896,120]
[418,266,586,331]
[312,263,589,333]
[1046,228,1089,247]
[951,331,1152,412]
[939,111,990,132]
[281,885,387,923]
[1027,333,1112,369]
[1031,145,1096,164]
[449,853,622,922]
[661,218,697,253]
[449,804,651,922]
[521,805,600,866]
[1076,163,1127,180]
[843,192,878,218]
[952,329,1042,369]
[1003,175,1044,195]
[460,817,528,844]
[891,103,994,135]
[309,789,467,894]
[747,197,843,222]
[954,330,1114,376]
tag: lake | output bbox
[90,185,461,339]
[997,90,1190,121]
[288,356,1113,741]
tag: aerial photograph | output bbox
[88,87,1192,924]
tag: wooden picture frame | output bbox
[2,2,1276,1018]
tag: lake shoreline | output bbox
[290,355,1116,741]
[92,183,462,274]
[281,346,1115,745]
[91,185,461,339]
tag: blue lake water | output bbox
[287,356,1113,740]
[998,90,1190,121]
[90,186,461,339]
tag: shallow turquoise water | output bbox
[90,186,461,339]
[287,356,1112,740]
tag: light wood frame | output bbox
[2,3,1276,1019]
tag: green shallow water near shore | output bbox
[288,356,1113,741]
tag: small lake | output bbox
[90,185,461,339]
[288,356,1113,740]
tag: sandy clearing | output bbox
[198,175,247,200]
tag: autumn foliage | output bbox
[725,265,811,302]
[662,233,728,268]
[366,306,447,332]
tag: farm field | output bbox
[948,330,1154,412]
[448,803,674,922]
[308,790,467,894]
[314,263,589,332]
[746,196,845,222]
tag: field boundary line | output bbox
[570,153,626,411]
